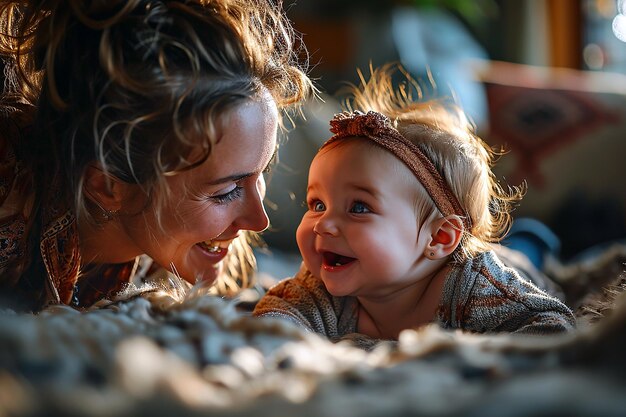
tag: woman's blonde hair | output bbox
[0,0,313,290]
[340,63,523,260]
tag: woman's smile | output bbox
[112,94,278,284]
[196,236,237,260]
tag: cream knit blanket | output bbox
[1,245,625,416]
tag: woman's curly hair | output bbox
[0,0,313,291]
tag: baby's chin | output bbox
[319,278,353,298]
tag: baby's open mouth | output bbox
[322,251,356,267]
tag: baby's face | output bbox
[297,139,434,299]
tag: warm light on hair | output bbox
[0,0,313,289]
[338,63,524,260]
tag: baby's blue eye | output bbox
[350,201,370,214]
[312,201,326,212]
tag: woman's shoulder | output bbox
[0,102,34,172]
[0,102,34,139]
[0,104,36,229]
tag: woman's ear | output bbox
[424,215,464,259]
[83,164,124,213]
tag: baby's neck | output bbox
[356,264,450,340]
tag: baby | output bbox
[254,66,575,341]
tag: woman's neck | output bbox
[357,263,451,340]
[78,219,140,266]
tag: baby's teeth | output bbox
[335,262,341,266]
[207,246,220,253]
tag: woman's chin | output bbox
[180,244,229,285]
[170,260,223,287]
[191,261,223,286]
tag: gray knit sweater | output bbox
[253,251,575,341]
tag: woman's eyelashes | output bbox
[201,171,267,205]
[198,180,244,204]
[210,186,243,204]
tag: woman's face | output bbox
[119,93,278,284]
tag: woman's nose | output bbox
[247,203,270,233]
[313,212,339,236]
[236,175,270,232]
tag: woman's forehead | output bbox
[190,96,278,182]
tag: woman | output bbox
[0,0,312,311]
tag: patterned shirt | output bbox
[0,109,134,311]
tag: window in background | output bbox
[583,0,626,71]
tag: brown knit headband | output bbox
[322,110,470,230]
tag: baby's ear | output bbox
[424,215,464,259]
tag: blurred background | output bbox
[258,0,626,280]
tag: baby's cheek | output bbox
[358,235,399,266]
[296,220,317,265]
[295,221,310,253]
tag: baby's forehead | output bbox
[313,137,419,185]
[316,136,410,169]
[317,136,384,158]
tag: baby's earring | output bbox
[429,251,435,257]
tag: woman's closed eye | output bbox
[350,201,371,214]
[209,185,244,204]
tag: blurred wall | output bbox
[261,0,626,262]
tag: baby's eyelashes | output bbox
[312,201,326,212]
[305,199,373,214]
[349,201,371,214]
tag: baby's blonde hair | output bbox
[341,64,524,260]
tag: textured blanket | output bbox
[1,244,625,417]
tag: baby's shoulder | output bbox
[443,251,575,333]
[468,250,546,297]
[263,265,330,302]
[443,250,554,315]
[253,266,352,336]
[450,250,521,283]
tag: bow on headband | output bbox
[323,110,471,230]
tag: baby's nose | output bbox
[313,213,340,236]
